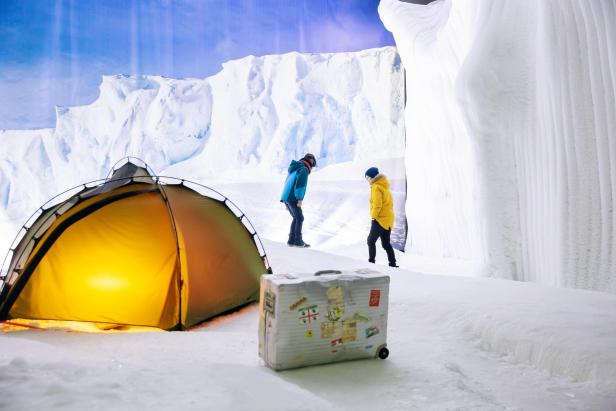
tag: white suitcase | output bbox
[258,268,390,370]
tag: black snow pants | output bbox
[367,219,396,265]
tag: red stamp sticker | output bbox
[369,289,381,307]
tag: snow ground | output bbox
[1,240,615,411]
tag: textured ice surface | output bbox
[379,0,616,292]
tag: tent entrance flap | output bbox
[9,192,180,329]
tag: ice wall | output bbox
[380,0,616,292]
[0,47,405,253]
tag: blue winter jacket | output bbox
[280,160,310,202]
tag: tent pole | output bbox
[155,179,185,331]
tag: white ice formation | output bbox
[0,47,405,254]
[379,0,616,292]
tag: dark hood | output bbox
[288,160,308,174]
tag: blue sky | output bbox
[0,0,394,129]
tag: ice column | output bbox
[380,0,616,292]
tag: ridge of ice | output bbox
[0,46,405,254]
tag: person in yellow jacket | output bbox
[365,167,398,267]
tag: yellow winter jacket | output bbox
[370,175,394,230]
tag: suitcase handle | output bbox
[314,270,343,276]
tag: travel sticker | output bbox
[327,306,343,322]
[330,338,343,347]
[289,296,307,311]
[326,286,345,321]
[369,289,381,307]
[342,318,357,343]
[320,321,338,339]
[298,305,319,324]
[327,286,345,304]
[354,313,370,322]
[365,326,379,339]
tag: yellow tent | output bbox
[0,160,270,330]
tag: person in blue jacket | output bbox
[280,153,317,248]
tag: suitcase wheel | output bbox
[378,346,389,360]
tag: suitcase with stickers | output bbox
[258,269,390,370]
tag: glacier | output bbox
[379,0,616,293]
[0,46,406,257]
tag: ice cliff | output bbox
[0,47,405,253]
[379,0,616,292]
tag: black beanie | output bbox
[302,153,317,167]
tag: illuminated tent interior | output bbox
[0,159,270,331]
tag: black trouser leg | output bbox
[285,202,296,244]
[367,220,396,265]
[380,227,397,265]
[367,220,380,262]
[285,201,304,244]
[293,204,304,243]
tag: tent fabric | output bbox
[164,186,265,327]
[0,162,269,330]
[87,162,154,197]
[10,191,180,329]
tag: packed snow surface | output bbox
[1,240,615,411]
[379,0,616,293]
